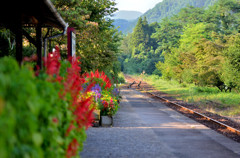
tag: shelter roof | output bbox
[0,0,67,29]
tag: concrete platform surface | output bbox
[80,88,240,158]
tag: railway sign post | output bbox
[67,27,76,61]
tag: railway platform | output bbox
[80,88,240,158]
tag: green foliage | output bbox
[142,74,240,116]
[152,18,183,53]
[52,0,121,73]
[84,70,120,116]
[192,87,220,94]
[131,17,146,48]
[119,0,218,33]
[155,49,181,80]
[0,56,99,158]
[0,0,121,76]
[207,0,240,34]
[143,0,218,24]
[221,33,240,89]
[120,18,160,74]
[0,29,15,57]
[0,57,71,158]
[153,0,240,91]
[120,0,240,92]
[117,72,126,84]
[99,90,119,116]
[172,6,205,25]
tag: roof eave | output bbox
[44,0,68,30]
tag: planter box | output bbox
[100,116,113,127]
[93,110,100,120]
[92,110,100,127]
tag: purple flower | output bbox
[112,88,119,96]
[91,84,102,92]
[91,84,102,102]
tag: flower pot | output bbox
[100,115,113,127]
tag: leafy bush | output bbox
[0,57,68,158]
[44,48,94,158]
[117,72,125,84]
[0,48,94,158]
[0,44,122,158]
[192,87,220,94]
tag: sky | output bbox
[115,0,163,13]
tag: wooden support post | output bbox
[36,25,42,69]
[137,81,142,88]
[16,18,22,65]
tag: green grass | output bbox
[118,72,126,84]
[139,74,240,117]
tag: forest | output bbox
[118,0,218,34]
[120,0,240,92]
[143,0,218,24]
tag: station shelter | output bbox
[0,0,69,68]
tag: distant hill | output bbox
[112,11,142,21]
[116,0,218,34]
[113,19,131,33]
[143,0,218,24]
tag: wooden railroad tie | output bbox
[128,81,136,88]
[137,81,142,88]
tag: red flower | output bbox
[66,123,75,136]
[43,46,95,158]
[44,46,61,79]
[34,65,40,76]
[52,117,58,124]
[102,100,109,108]
[84,70,112,90]
[73,97,94,129]
[66,139,79,158]
[95,69,100,78]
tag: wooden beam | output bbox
[22,29,37,46]
[36,25,42,69]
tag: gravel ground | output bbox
[80,89,177,158]
[80,87,240,158]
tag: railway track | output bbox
[125,78,240,142]
[147,91,240,136]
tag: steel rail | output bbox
[146,91,240,136]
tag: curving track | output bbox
[147,92,240,138]
[125,75,240,142]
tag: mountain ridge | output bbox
[112,10,142,21]
[114,0,218,34]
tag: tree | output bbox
[221,33,240,90]
[52,0,121,72]
[156,49,181,80]
[157,22,225,86]
[172,5,205,25]
[131,17,145,49]
[205,0,240,35]
[120,0,240,86]
[152,18,183,54]
[193,38,224,86]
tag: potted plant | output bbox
[98,88,120,126]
